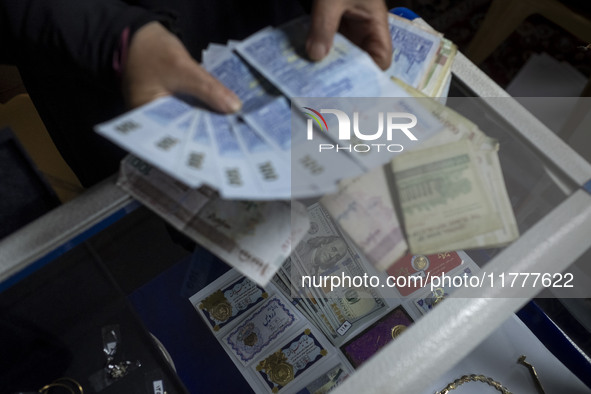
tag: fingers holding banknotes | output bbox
[124,8,390,112]
[306,0,392,70]
[123,22,242,112]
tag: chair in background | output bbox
[0,94,84,204]
[465,0,591,96]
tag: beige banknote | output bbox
[391,138,505,254]
[117,155,310,286]
[442,138,519,251]
[320,166,408,271]
[420,37,457,97]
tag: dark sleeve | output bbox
[297,0,313,13]
[0,0,160,82]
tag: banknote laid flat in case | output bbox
[319,165,408,272]
[190,272,269,332]
[392,137,519,254]
[223,295,300,366]
[254,328,330,393]
[393,138,502,254]
[117,155,310,286]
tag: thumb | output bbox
[124,22,241,113]
[306,1,345,61]
[172,59,242,113]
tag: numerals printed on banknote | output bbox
[95,96,194,179]
[232,119,291,198]
[177,112,219,188]
[206,113,263,199]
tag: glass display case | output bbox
[1,52,591,394]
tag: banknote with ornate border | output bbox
[190,270,269,333]
[254,328,330,393]
[223,295,299,366]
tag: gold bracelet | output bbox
[39,378,83,394]
[56,378,83,394]
[436,355,546,394]
[436,374,511,394]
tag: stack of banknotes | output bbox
[96,15,518,286]
[384,14,456,98]
[270,203,487,348]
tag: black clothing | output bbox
[1,0,306,186]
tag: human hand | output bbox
[306,0,392,70]
[122,22,241,112]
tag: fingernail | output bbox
[224,94,242,113]
[308,42,327,61]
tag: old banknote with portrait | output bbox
[288,204,388,344]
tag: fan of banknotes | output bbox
[96,15,456,200]
[96,15,519,286]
